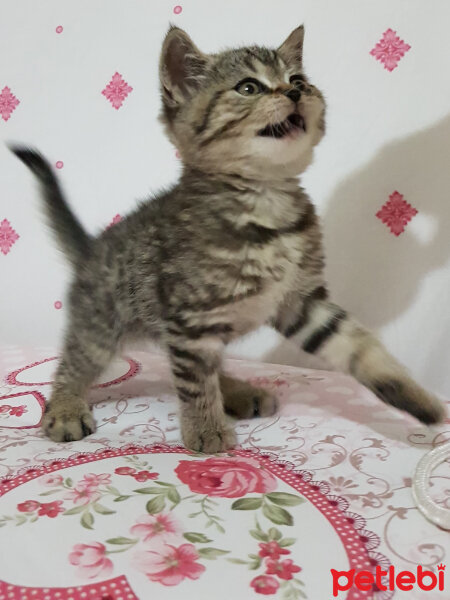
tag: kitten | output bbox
[11,25,444,452]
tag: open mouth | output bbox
[257,113,305,139]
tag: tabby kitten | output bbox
[11,26,444,452]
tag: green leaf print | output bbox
[92,502,116,515]
[262,502,293,526]
[197,548,230,559]
[133,487,162,494]
[268,527,282,540]
[106,537,136,545]
[279,537,296,547]
[146,495,166,514]
[63,505,85,516]
[231,497,263,510]
[38,489,61,497]
[183,532,213,543]
[167,487,181,504]
[265,492,305,507]
[249,529,269,542]
[80,511,94,529]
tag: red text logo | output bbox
[331,564,445,596]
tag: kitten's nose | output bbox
[284,88,301,103]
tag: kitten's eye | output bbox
[289,75,304,89]
[235,78,264,96]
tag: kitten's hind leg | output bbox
[42,329,117,442]
[167,340,235,453]
[275,287,445,424]
[220,374,278,419]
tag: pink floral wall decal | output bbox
[0,86,20,121]
[376,191,418,236]
[102,72,133,109]
[370,29,411,71]
[0,218,19,255]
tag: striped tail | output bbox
[10,146,91,267]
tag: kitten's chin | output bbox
[249,136,315,177]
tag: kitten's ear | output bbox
[278,25,305,66]
[160,26,209,105]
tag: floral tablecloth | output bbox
[0,347,449,600]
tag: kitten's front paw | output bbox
[182,421,236,453]
[42,400,96,442]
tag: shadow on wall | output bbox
[323,113,450,329]
[263,113,450,367]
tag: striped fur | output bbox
[11,26,444,451]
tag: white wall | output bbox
[1,1,449,398]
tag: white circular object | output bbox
[412,440,450,530]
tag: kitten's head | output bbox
[159,26,325,180]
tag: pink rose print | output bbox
[173,5,182,14]
[79,473,111,487]
[265,558,301,581]
[9,405,27,417]
[55,25,63,34]
[38,500,64,518]
[69,542,113,579]
[40,474,63,487]
[258,541,290,560]
[175,457,277,498]
[17,500,40,513]
[133,470,159,482]
[101,72,133,109]
[65,485,101,506]
[0,404,12,413]
[115,466,136,475]
[55,161,64,169]
[54,300,63,309]
[133,543,205,586]
[130,513,180,543]
[250,575,280,595]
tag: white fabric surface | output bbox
[1,347,449,599]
